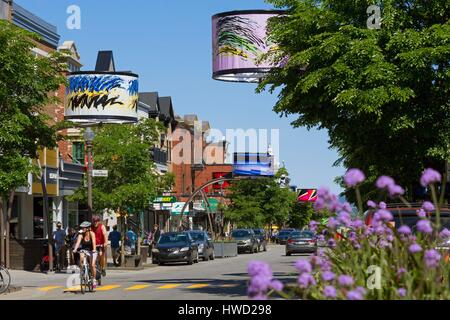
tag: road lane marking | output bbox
[220,284,239,288]
[95,285,121,291]
[158,284,181,289]
[64,286,80,292]
[125,285,150,291]
[38,286,63,292]
[186,284,210,289]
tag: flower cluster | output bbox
[247,261,283,300]
[247,168,450,300]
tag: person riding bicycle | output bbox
[92,215,108,277]
[73,221,98,288]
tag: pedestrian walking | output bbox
[92,215,108,276]
[108,225,121,266]
[53,222,66,271]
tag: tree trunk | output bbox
[5,191,14,268]
[0,197,5,266]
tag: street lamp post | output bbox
[84,127,95,222]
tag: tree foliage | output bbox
[259,0,450,196]
[224,169,297,228]
[0,19,66,197]
[69,119,174,215]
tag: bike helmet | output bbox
[80,221,91,228]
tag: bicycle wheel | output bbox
[0,266,11,294]
[80,268,87,294]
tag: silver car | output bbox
[285,230,317,256]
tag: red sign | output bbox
[297,189,318,202]
[212,172,230,190]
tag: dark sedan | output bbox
[187,230,215,261]
[277,229,296,244]
[231,229,259,254]
[152,232,199,265]
[286,230,317,255]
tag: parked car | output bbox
[253,228,267,252]
[152,232,199,265]
[276,228,296,244]
[365,206,450,232]
[285,230,317,255]
[231,229,259,254]
[187,230,215,261]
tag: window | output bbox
[72,142,84,164]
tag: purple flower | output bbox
[386,234,394,242]
[338,275,354,287]
[367,200,376,208]
[309,220,318,232]
[416,220,433,234]
[422,201,435,212]
[424,249,441,268]
[397,288,407,297]
[341,202,352,214]
[355,286,366,295]
[346,290,364,300]
[379,202,387,209]
[327,238,336,248]
[269,280,283,291]
[321,271,335,282]
[398,225,411,235]
[420,168,441,187]
[249,274,271,292]
[439,228,450,239]
[314,198,325,211]
[376,176,395,189]
[317,186,330,198]
[417,209,426,217]
[338,212,352,227]
[388,184,405,198]
[323,285,337,298]
[248,261,272,277]
[376,209,393,222]
[298,273,316,289]
[327,217,338,229]
[351,219,364,229]
[294,260,312,274]
[409,243,422,254]
[344,169,366,187]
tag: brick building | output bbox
[167,115,232,232]
[1,2,84,269]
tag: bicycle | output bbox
[0,264,11,294]
[78,250,96,294]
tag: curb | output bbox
[1,285,22,295]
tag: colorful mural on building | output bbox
[65,72,139,123]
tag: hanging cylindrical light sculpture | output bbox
[212,10,285,83]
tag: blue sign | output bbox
[233,153,275,177]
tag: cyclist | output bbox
[92,215,108,277]
[73,221,98,288]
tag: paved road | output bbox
[1,245,309,300]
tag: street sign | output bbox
[93,170,108,177]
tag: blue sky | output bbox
[17,0,345,194]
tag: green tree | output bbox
[0,20,66,267]
[69,118,174,264]
[259,0,450,200]
[224,169,296,229]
